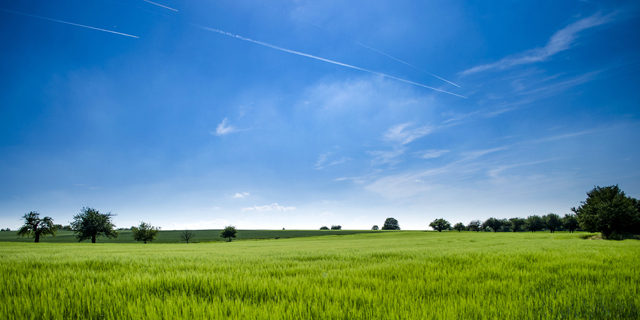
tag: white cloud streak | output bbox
[242,203,296,212]
[142,0,178,12]
[417,149,450,159]
[233,192,250,198]
[213,118,238,136]
[0,8,139,38]
[461,12,614,75]
[195,24,467,98]
[383,122,432,145]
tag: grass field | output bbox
[0,229,379,243]
[1,231,639,319]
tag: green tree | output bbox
[509,218,526,232]
[525,215,544,232]
[543,213,562,233]
[572,185,640,238]
[371,225,379,230]
[70,207,118,243]
[220,225,237,242]
[483,217,504,233]
[382,218,400,230]
[562,214,579,233]
[320,226,329,230]
[180,230,195,243]
[17,211,57,243]
[468,220,482,232]
[131,222,160,244]
[453,222,466,232]
[331,225,342,230]
[429,218,451,232]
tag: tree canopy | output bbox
[382,218,400,230]
[17,211,57,243]
[563,214,579,233]
[70,207,118,243]
[572,185,640,238]
[525,215,544,232]
[180,230,195,243]
[467,220,482,232]
[320,226,329,230]
[543,213,562,233]
[221,225,238,242]
[453,222,465,232]
[509,218,526,232]
[131,222,160,244]
[371,225,379,230]
[483,217,505,233]
[429,218,451,232]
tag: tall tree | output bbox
[131,222,160,244]
[483,217,504,233]
[468,220,482,232]
[509,218,526,232]
[429,218,451,232]
[70,207,118,243]
[180,230,196,243]
[543,213,562,233]
[525,215,544,232]
[17,211,57,243]
[562,214,579,233]
[572,185,640,238]
[382,218,400,230]
[453,222,466,232]
[221,225,238,242]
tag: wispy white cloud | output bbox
[233,192,250,198]
[213,118,239,136]
[461,12,615,75]
[417,149,450,159]
[383,122,432,145]
[368,148,405,166]
[242,203,296,212]
[315,152,349,170]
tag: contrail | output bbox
[356,42,460,88]
[196,25,466,98]
[0,8,138,38]
[141,0,178,12]
[260,4,459,88]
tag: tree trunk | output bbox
[35,232,40,243]
[92,235,96,243]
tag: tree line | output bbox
[14,207,238,243]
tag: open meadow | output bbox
[1,231,639,319]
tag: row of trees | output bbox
[16,207,239,243]
[430,213,579,233]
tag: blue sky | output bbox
[1,0,639,230]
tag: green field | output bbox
[1,232,639,319]
[0,229,379,243]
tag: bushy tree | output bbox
[220,225,237,242]
[572,185,640,238]
[371,225,379,230]
[509,218,526,232]
[331,225,342,230]
[320,226,329,230]
[453,222,466,232]
[525,215,544,232]
[17,211,57,243]
[562,214,579,233]
[429,218,451,232]
[70,207,118,243]
[131,222,160,244]
[180,230,195,243]
[543,213,562,233]
[468,220,482,232]
[483,217,504,233]
[382,218,400,230]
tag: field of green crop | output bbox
[0,229,379,243]
[1,231,639,319]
